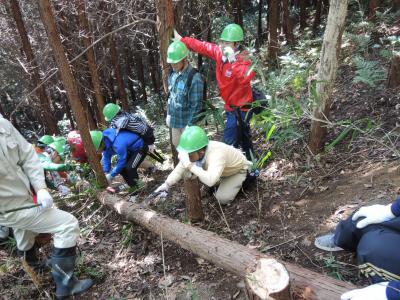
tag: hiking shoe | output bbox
[314,233,344,252]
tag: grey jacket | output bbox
[0,117,46,211]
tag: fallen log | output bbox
[97,192,356,299]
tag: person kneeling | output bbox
[153,126,252,205]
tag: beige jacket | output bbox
[0,118,46,211]
[166,141,252,187]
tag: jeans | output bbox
[223,109,254,160]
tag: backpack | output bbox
[111,112,155,145]
[250,86,269,115]
[185,67,208,122]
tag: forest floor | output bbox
[1,66,400,300]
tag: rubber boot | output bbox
[51,246,93,299]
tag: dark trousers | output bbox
[120,149,147,187]
[334,214,400,283]
[224,109,254,160]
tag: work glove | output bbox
[148,144,156,153]
[221,46,238,63]
[37,188,54,210]
[341,282,388,300]
[57,185,70,196]
[174,29,182,41]
[352,204,395,229]
[166,115,171,127]
[154,182,169,194]
[178,151,192,169]
[105,173,114,184]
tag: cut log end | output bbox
[245,258,291,300]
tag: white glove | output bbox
[222,46,237,63]
[37,189,54,210]
[154,182,169,193]
[148,144,156,153]
[106,173,114,184]
[166,115,171,127]
[341,282,388,300]
[178,151,192,169]
[352,204,395,229]
[57,185,70,196]
[174,29,182,41]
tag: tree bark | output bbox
[312,0,322,36]
[309,0,348,154]
[368,0,380,20]
[387,54,400,88]
[282,0,295,46]
[134,47,148,102]
[156,0,174,95]
[76,0,106,125]
[268,0,279,67]
[299,0,307,30]
[62,95,75,130]
[10,0,59,135]
[184,177,204,222]
[256,0,263,49]
[234,0,244,29]
[107,23,129,111]
[393,0,400,11]
[38,0,107,187]
[97,192,358,299]
[125,50,137,104]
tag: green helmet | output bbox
[167,41,189,64]
[49,137,67,156]
[220,23,244,42]
[90,130,103,151]
[38,135,54,145]
[177,126,209,153]
[103,103,121,122]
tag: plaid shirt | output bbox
[167,65,204,128]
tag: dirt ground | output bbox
[1,86,399,299]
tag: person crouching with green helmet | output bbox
[153,126,252,205]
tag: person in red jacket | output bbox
[176,24,256,160]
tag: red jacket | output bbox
[182,37,255,111]
[67,130,87,163]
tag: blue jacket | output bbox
[102,128,144,177]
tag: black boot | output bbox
[51,246,93,299]
[17,243,49,272]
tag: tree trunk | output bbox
[308,0,348,154]
[256,0,263,49]
[10,0,58,135]
[268,0,279,67]
[107,25,129,111]
[184,178,204,222]
[38,0,107,187]
[282,0,295,46]
[125,50,137,104]
[299,0,307,30]
[62,95,75,130]
[134,48,147,102]
[0,98,7,118]
[156,0,174,95]
[368,0,380,20]
[97,192,358,299]
[148,49,162,94]
[387,54,400,88]
[393,0,400,11]
[312,0,322,36]
[234,0,244,29]
[76,0,106,125]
